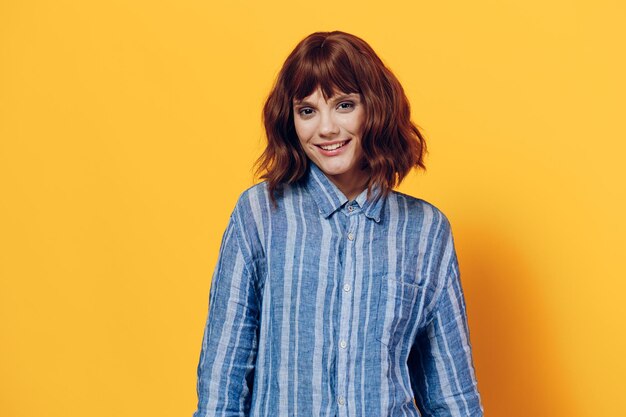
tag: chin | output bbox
[319,164,350,176]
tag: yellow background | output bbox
[1,1,625,416]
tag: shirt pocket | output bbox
[376,275,423,347]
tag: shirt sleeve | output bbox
[408,248,483,416]
[193,210,260,417]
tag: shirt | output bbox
[193,162,483,417]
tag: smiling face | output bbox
[293,88,368,199]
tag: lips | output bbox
[315,139,351,151]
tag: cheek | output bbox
[349,137,363,157]
[294,126,310,155]
[293,118,303,136]
[294,121,314,143]
[348,111,365,134]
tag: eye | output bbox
[337,101,354,111]
[297,107,315,118]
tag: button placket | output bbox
[336,215,358,415]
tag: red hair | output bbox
[256,31,427,202]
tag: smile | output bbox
[316,140,351,151]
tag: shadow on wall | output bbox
[459,222,579,417]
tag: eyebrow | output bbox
[293,93,360,107]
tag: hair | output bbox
[255,30,427,204]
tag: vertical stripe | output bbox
[407,204,433,405]
[423,213,446,315]
[324,214,342,416]
[440,280,475,414]
[248,185,266,244]
[239,339,256,411]
[380,194,399,415]
[292,189,307,416]
[432,312,464,416]
[360,220,375,416]
[312,217,331,417]
[416,203,434,285]
[449,265,481,396]
[252,189,273,417]
[205,250,246,414]
[278,187,297,415]
[337,211,356,416]
[390,197,412,415]
[347,214,364,416]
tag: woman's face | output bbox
[293,88,367,193]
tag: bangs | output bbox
[288,46,361,102]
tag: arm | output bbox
[408,246,483,416]
[193,211,260,417]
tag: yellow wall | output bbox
[1,1,624,416]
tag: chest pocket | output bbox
[376,275,424,347]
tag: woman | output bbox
[193,31,483,417]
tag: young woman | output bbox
[193,31,483,417]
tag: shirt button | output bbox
[347,232,354,241]
[343,283,351,292]
[348,205,354,212]
[337,396,345,406]
[339,340,347,349]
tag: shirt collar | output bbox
[303,162,385,223]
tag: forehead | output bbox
[293,90,360,105]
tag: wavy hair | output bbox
[255,31,427,203]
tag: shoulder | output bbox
[388,190,452,232]
[224,182,272,262]
[230,179,306,229]
[387,191,456,272]
[236,181,270,202]
[231,181,271,218]
[233,180,308,218]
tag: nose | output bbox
[319,111,339,138]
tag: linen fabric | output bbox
[193,162,483,417]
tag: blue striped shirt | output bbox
[193,162,483,417]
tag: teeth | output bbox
[320,141,347,151]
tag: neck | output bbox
[329,169,370,201]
